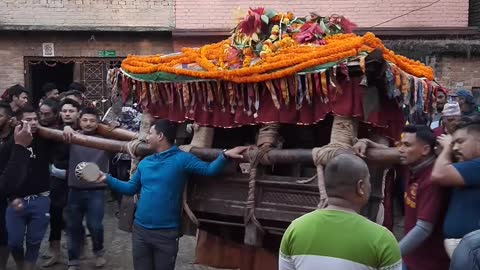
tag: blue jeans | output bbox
[67,189,105,266]
[450,230,480,270]
[6,195,50,264]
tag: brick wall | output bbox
[175,0,469,29]
[0,32,173,94]
[436,55,480,90]
[0,0,175,29]
[470,0,480,27]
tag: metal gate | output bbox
[80,59,122,112]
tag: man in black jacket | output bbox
[0,101,15,270]
[0,105,34,270]
[6,106,52,270]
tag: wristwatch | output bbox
[222,149,230,159]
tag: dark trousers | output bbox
[6,196,50,263]
[0,198,7,246]
[67,189,105,266]
[110,159,131,207]
[49,177,68,242]
[132,223,179,270]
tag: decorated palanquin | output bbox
[109,8,440,270]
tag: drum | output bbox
[75,162,101,182]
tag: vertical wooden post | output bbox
[362,135,389,223]
[130,113,153,174]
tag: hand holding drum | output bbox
[75,162,104,183]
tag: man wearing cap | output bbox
[456,90,478,116]
[433,102,462,137]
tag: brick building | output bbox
[0,0,478,105]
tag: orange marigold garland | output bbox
[121,9,434,82]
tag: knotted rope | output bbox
[179,123,214,152]
[179,124,215,226]
[311,116,358,208]
[245,124,280,235]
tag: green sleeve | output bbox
[280,224,294,256]
[376,229,402,270]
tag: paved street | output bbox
[6,200,222,270]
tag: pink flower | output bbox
[296,22,324,44]
[239,7,265,36]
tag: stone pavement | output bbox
[6,200,223,270]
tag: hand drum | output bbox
[75,162,101,182]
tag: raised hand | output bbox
[437,134,453,149]
[14,121,33,147]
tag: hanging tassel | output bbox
[150,83,160,105]
[206,82,214,111]
[307,74,314,104]
[287,76,296,107]
[320,72,328,96]
[332,67,342,95]
[265,80,281,110]
[159,83,168,106]
[296,75,304,109]
[165,83,172,105]
[413,77,419,105]
[359,56,368,86]
[314,73,323,103]
[233,83,243,113]
[247,84,254,116]
[218,82,226,112]
[339,62,350,81]
[254,83,260,118]
[179,83,188,110]
[227,82,236,114]
[175,83,182,109]
[273,80,284,106]
[140,82,149,108]
[302,76,311,104]
[121,76,130,103]
[281,79,289,106]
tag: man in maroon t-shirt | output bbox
[354,125,450,270]
[399,125,450,270]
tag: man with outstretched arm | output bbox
[431,121,480,265]
[354,125,450,270]
[94,119,247,270]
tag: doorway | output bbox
[29,60,74,105]
[25,57,123,111]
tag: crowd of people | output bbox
[1,80,480,270]
[0,82,247,270]
[280,88,480,270]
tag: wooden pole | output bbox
[96,124,139,141]
[37,126,152,156]
[37,126,400,165]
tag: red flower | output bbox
[339,17,357,33]
[239,7,265,36]
[296,22,324,44]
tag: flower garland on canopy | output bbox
[121,8,434,82]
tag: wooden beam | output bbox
[37,126,401,165]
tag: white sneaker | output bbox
[95,256,107,268]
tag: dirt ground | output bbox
[5,197,404,270]
[6,200,223,270]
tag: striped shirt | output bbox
[279,210,402,270]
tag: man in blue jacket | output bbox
[96,120,247,270]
